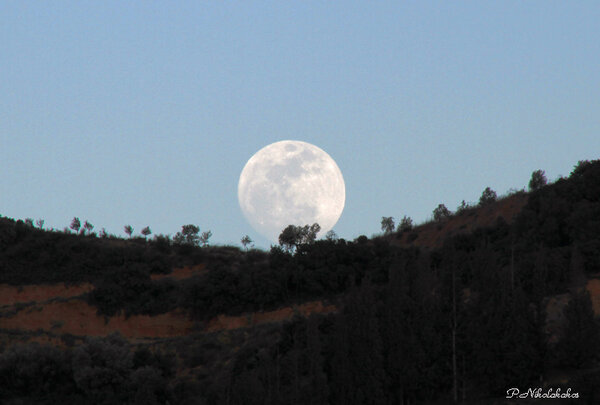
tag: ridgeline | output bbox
[1,160,600,404]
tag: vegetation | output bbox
[173,224,200,246]
[398,215,413,232]
[199,230,212,247]
[529,169,547,191]
[278,223,321,252]
[380,216,395,234]
[433,203,451,222]
[1,159,600,403]
[241,235,253,251]
[478,186,497,206]
[141,226,152,238]
[70,217,81,233]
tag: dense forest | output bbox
[1,160,600,404]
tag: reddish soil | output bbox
[586,279,600,315]
[0,299,194,338]
[0,283,93,306]
[0,260,335,346]
[1,288,336,340]
[206,301,337,332]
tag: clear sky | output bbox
[2,2,599,249]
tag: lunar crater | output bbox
[238,140,345,243]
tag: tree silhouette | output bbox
[325,229,338,241]
[456,200,469,214]
[433,204,451,222]
[199,230,212,247]
[479,187,497,206]
[141,226,152,239]
[241,235,253,251]
[279,225,300,252]
[528,169,547,191]
[174,224,200,246]
[124,225,133,238]
[398,216,413,232]
[278,223,321,252]
[70,217,81,233]
[83,221,94,235]
[381,217,395,234]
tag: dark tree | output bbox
[124,224,134,238]
[398,215,413,232]
[456,200,469,214]
[433,204,451,222]
[279,223,321,252]
[304,316,329,405]
[325,230,338,241]
[381,217,395,234]
[83,220,94,234]
[479,187,497,206]
[173,224,200,246]
[199,230,212,247]
[555,290,600,369]
[141,226,152,239]
[241,235,253,251]
[279,225,301,252]
[528,169,547,191]
[70,217,81,233]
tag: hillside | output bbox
[1,160,600,404]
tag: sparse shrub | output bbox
[200,230,212,247]
[456,200,470,214]
[153,234,171,253]
[325,230,338,241]
[174,224,200,246]
[241,235,253,251]
[36,219,44,229]
[398,216,413,232]
[124,225,134,238]
[141,226,152,239]
[70,217,81,233]
[355,235,368,244]
[381,217,395,234]
[24,218,34,227]
[83,221,94,234]
[479,187,497,206]
[433,204,451,222]
[528,169,547,191]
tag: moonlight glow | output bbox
[238,140,346,243]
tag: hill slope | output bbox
[1,159,600,404]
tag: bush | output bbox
[528,169,547,191]
[398,216,413,232]
[479,187,497,206]
[433,204,451,222]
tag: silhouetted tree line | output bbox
[1,160,600,403]
[0,333,178,405]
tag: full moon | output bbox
[238,140,345,243]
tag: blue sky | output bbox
[2,2,599,249]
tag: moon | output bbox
[238,140,345,243]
